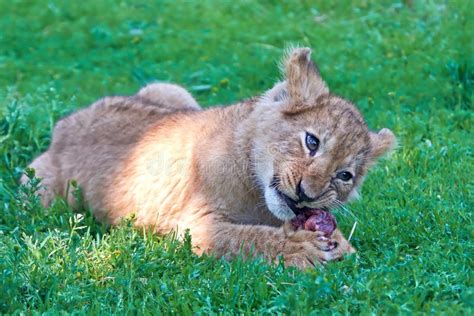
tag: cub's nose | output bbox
[296,180,315,203]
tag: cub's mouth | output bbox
[274,188,336,234]
[274,187,330,216]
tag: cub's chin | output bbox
[264,187,296,220]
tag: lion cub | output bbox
[24,48,395,269]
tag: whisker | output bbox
[328,201,350,218]
[332,199,361,222]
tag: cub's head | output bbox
[252,47,396,220]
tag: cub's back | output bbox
[53,96,178,150]
[28,95,197,216]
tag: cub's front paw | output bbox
[281,227,355,270]
[330,228,357,258]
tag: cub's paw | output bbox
[280,227,355,269]
[330,228,357,259]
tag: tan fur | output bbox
[23,48,395,269]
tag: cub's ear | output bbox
[283,47,329,111]
[369,128,397,159]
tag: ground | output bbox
[0,0,472,314]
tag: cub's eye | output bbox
[337,171,353,182]
[305,132,320,156]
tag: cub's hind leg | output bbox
[136,83,201,111]
[21,152,61,207]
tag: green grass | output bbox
[1,0,473,314]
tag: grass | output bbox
[0,0,473,314]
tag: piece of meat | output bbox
[290,209,337,236]
[290,214,307,230]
